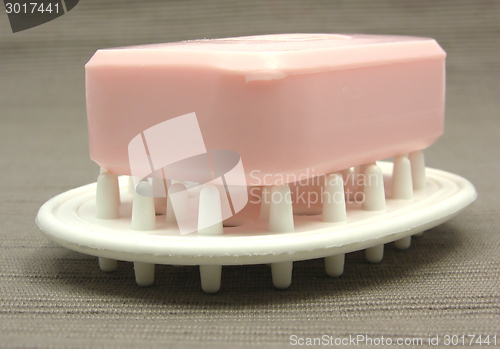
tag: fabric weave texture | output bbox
[0,1,499,348]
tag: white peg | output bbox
[95,170,120,219]
[197,185,223,293]
[366,244,384,263]
[199,265,222,294]
[364,164,386,259]
[392,156,414,248]
[131,181,156,231]
[197,185,224,236]
[166,183,189,225]
[341,168,355,201]
[392,155,414,200]
[356,163,374,193]
[322,174,347,222]
[394,236,412,250]
[98,257,117,272]
[362,164,386,211]
[271,261,293,289]
[134,262,155,286]
[267,185,294,289]
[325,254,345,277]
[359,163,375,177]
[269,185,294,233]
[409,150,426,190]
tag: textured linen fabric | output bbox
[0,1,499,348]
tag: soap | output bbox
[85,34,445,186]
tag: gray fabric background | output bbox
[1,1,499,348]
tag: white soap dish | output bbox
[36,158,476,293]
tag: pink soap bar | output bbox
[85,34,445,186]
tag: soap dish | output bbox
[36,159,476,293]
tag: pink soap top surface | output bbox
[87,33,444,76]
[86,34,446,185]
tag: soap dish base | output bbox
[36,162,477,293]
